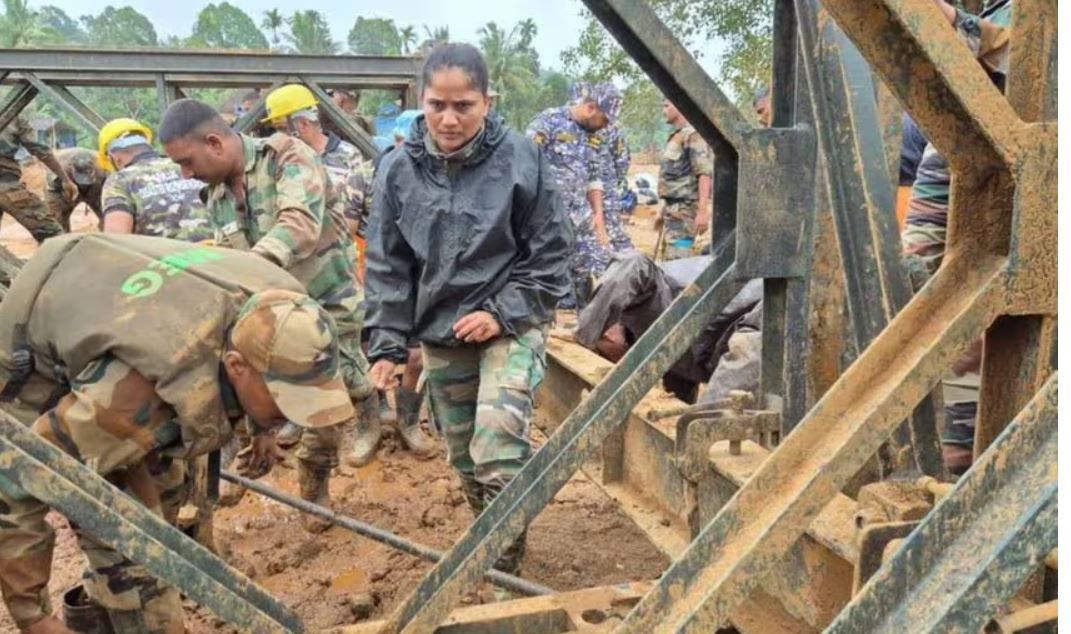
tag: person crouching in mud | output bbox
[364,43,572,577]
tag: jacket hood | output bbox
[404,112,509,168]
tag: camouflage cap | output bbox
[68,151,99,185]
[570,81,622,120]
[230,289,354,428]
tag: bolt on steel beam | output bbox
[0,409,302,632]
[826,373,1058,633]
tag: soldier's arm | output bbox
[689,131,714,235]
[100,173,136,234]
[253,143,325,268]
[344,156,370,236]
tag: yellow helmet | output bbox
[98,118,153,171]
[263,84,319,123]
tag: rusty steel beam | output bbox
[794,0,942,474]
[539,341,858,631]
[617,257,1007,633]
[613,0,1056,628]
[821,0,1021,171]
[0,409,301,631]
[826,374,1057,633]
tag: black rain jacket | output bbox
[365,114,573,362]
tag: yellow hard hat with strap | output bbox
[98,118,153,171]
[263,84,319,123]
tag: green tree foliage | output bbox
[187,2,268,50]
[0,0,60,47]
[38,5,86,43]
[347,17,402,55]
[261,8,283,49]
[81,5,158,47]
[476,20,572,132]
[563,0,772,100]
[284,9,338,54]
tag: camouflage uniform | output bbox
[594,123,634,252]
[320,131,372,235]
[0,234,348,632]
[204,132,371,476]
[100,150,213,242]
[45,148,105,231]
[901,0,1010,456]
[0,117,64,242]
[658,124,713,260]
[527,106,610,297]
[422,327,546,573]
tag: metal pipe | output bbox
[221,471,554,598]
[989,600,1057,633]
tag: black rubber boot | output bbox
[395,387,436,458]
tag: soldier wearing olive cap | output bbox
[0,233,354,633]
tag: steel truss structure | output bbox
[0,48,423,157]
[0,0,1057,631]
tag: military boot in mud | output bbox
[345,391,383,468]
[461,479,485,518]
[298,462,333,533]
[395,387,436,458]
[377,388,397,426]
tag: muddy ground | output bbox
[0,162,670,632]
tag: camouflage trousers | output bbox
[0,355,186,632]
[422,327,547,574]
[603,199,634,253]
[0,180,63,244]
[660,200,699,261]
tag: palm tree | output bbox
[399,25,416,55]
[284,10,339,55]
[478,21,535,105]
[261,8,284,49]
[0,0,59,47]
[517,18,536,48]
[419,24,449,52]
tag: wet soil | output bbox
[0,162,670,633]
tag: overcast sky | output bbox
[43,0,592,69]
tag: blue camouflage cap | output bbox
[570,81,622,120]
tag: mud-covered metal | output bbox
[0,409,302,632]
[384,0,1053,629]
[827,373,1058,633]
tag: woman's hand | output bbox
[453,311,502,343]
